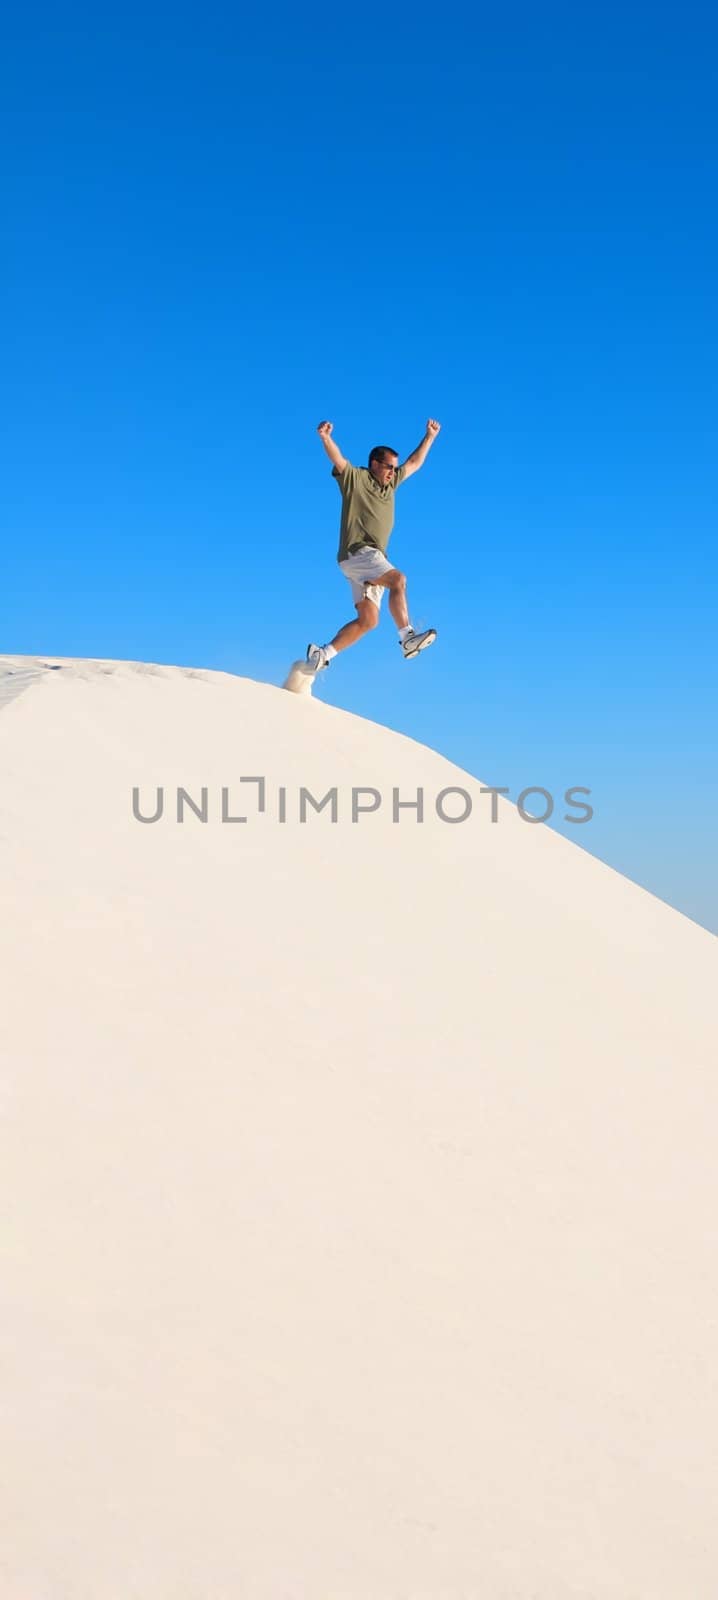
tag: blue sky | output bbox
[4,2,717,931]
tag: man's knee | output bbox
[356,599,380,631]
[387,567,406,591]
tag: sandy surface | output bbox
[1,654,716,1599]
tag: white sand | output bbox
[1,653,716,1599]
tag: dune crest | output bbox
[1,654,716,1599]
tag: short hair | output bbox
[368,445,399,468]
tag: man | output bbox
[305,418,442,675]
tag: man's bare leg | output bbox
[329,569,409,652]
[383,568,410,630]
[330,598,380,652]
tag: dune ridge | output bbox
[1,654,716,1599]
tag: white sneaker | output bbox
[306,642,330,672]
[401,627,437,660]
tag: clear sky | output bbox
[4,2,717,932]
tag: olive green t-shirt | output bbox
[332,461,407,562]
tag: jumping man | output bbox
[305,419,442,675]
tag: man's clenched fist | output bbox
[426,418,441,437]
[317,421,334,438]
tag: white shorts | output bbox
[338,546,395,610]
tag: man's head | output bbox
[368,446,399,486]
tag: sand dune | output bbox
[1,654,716,1599]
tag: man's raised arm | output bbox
[317,420,348,474]
[402,418,441,479]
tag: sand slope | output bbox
[1,654,716,1599]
